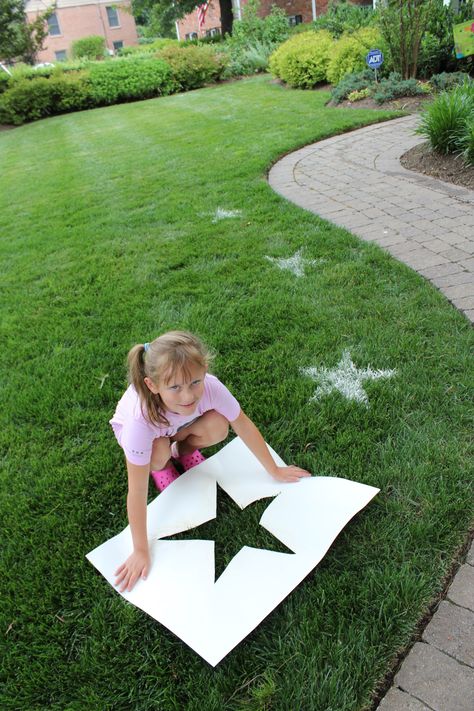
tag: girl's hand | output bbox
[270,465,311,483]
[114,549,150,593]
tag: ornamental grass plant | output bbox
[417,79,474,161]
[0,76,472,710]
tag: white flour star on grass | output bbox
[265,249,325,278]
[301,350,396,406]
[211,208,242,223]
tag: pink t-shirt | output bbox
[109,373,240,466]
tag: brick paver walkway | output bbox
[268,114,474,710]
[269,114,474,323]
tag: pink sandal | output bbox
[151,462,180,492]
[171,443,206,471]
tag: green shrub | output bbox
[230,0,289,48]
[330,69,376,104]
[312,0,375,38]
[118,39,178,56]
[223,39,274,77]
[0,78,54,124]
[0,71,10,95]
[269,31,333,88]
[155,45,227,90]
[88,57,176,104]
[371,72,428,104]
[347,87,370,102]
[430,72,471,93]
[417,80,474,154]
[459,115,474,166]
[71,35,106,60]
[326,27,382,85]
[0,73,93,125]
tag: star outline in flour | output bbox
[265,248,325,277]
[301,350,396,406]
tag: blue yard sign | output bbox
[366,49,384,69]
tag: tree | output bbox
[0,0,54,64]
[377,0,439,78]
[131,0,235,38]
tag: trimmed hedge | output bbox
[0,73,92,125]
[269,31,333,88]
[88,57,176,104]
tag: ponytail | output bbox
[127,344,170,427]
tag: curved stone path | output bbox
[269,114,474,711]
[269,114,474,324]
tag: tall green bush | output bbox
[155,45,227,90]
[269,31,333,88]
[71,35,106,60]
[326,27,382,85]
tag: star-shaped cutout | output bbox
[265,249,324,277]
[164,485,293,581]
[301,350,396,406]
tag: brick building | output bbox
[176,0,374,41]
[25,0,139,63]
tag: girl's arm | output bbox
[114,460,151,592]
[230,410,311,482]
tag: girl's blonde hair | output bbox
[127,331,212,426]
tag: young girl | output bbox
[111,331,310,593]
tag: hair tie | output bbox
[143,342,150,352]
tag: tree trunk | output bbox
[219,0,233,36]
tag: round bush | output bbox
[326,27,382,86]
[155,45,228,90]
[269,31,333,88]
[71,35,106,60]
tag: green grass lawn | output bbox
[1,75,472,711]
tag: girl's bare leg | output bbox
[150,437,172,471]
[171,410,229,456]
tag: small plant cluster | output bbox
[269,28,384,89]
[330,69,471,106]
[223,0,290,77]
[417,79,474,166]
[0,45,228,124]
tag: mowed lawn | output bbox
[0,75,472,711]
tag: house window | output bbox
[185,32,198,40]
[113,40,124,51]
[288,15,303,27]
[55,50,67,61]
[47,13,61,36]
[106,6,120,28]
[205,28,221,37]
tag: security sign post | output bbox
[366,49,384,82]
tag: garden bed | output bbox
[401,141,474,191]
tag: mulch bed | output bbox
[400,141,474,192]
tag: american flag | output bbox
[197,2,209,29]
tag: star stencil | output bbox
[301,350,396,406]
[265,248,324,277]
[164,485,292,581]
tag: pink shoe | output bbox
[151,462,180,492]
[171,443,206,471]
